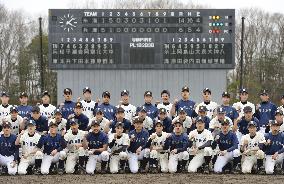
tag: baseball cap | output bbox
[115,122,124,128]
[31,106,40,113]
[95,108,104,115]
[75,102,83,108]
[121,89,129,96]
[139,106,147,113]
[161,89,170,96]
[41,90,50,98]
[178,107,187,114]
[63,88,72,95]
[196,117,205,123]
[116,107,125,113]
[91,120,100,126]
[144,91,152,97]
[198,106,208,112]
[102,91,111,98]
[203,88,211,94]
[260,89,268,96]
[133,117,143,124]
[270,120,280,126]
[19,92,28,98]
[173,119,183,125]
[69,118,78,126]
[182,86,189,92]
[155,120,163,126]
[2,121,11,128]
[159,108,167,114]
[247,121,257,127]
[217,107,226,114]
[222,92,230,98]
[54,108,62,115]
[243,106,253,113]
[275,109,283,116]
[83,87,91,94]
[1,92,9,97]
[27,120,36,126]
[239,88,248,94]
[221,119,230,126]
[49,121,58,127]
[10,106,18,113]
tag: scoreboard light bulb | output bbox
[212,23,216,26]
[212,16,216,20]
[220,23,224,26]
[216,16,220,19]
[216,23,220,26]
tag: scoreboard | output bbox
[48,9,235,69]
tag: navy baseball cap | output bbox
[116,107,125,113]
[196,117,205,123]
[159,108,167,114]
[27,120,36,126]
[115,122,124,128]
[247,121,257,127]
[69,118,78,125]
[121,90,129,96]
[275,109,283,116]
[139,106,147,113]
[222,92,230,98]
[173,119,183,125]
[243,106,253,113]
[83,87,91,93]
[75,102,83,108]
[182,86,190,92]
[178,107,186,114]
[41,90,50,98]
[1,92,9,97]
[102,91,111,98]
[19,92,28,98]
[144,91,152,97]
[270,120,280,126]
[133,117,143,124]
[155,120,163,126]
[221,119,230,126]
[161,89,170,96]
[91,120,100,126]
[10,106,18,113]
[198,106,208,112]
[2,121,11,128]
[54,108,62,115]
[95,108,104,114]
[203,88,211,94]
[63,88,72,95]
[217,107,226,114]
[31,106,40,113]
[49,121,58,127]
[239,88,248,94]
[260,89,268,96]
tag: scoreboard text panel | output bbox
[48,9,235,69]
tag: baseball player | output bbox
[62,119,87,174]
[255,90,277,134]
[108,122,130,174]
[110,107,131,133]
[80,87,98,119]
[17,92,32,119]
[39,91,56,119]
[0,122,18,175]
[137,91,158,121]
[135,106,153,133]
[0,92,13,126]
[83,120,109,174]
[60,88,75,120]
[232,88,255,117]
[67,102,89,131]
[117,90,137,122]
[195,106,211,130]
[97,91,116,121]
[48,108,67,135]
[278,95,284,113]
[240,121,265,174]
[195,88,218,119]
[274,109,284,132]
[156,90,173,118]
[30,106,49,135]
[220,92,239,122]
[156,108,172,133]
[172,108,193,134]
[16,120,42,175]
[213,120,241,174]
[2,106,24,135]
[170,86,197,118]
[261,120,284,174]
[144,120,169,173]
[209,107,233,138]
[164,119,189,173]
[89,108,111,134]
[188,117,213,174]
[128,117,150,173]
[35,121,66,175]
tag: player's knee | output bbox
[266,168,274,175]
[150,150,158,159]
[101,151,110,161]
[17,167,27,175]
[168,167,177,173]
[41,168,49,175]
[78,147,85,157]
[59,151,67,160]
[242,166,251,174]
[188,164,197,173]
[110,166,118,174]
[233,149,240,157]
[35,151,43,159]
[256,150,265,159]
[213,164,222,173]
[130,166,138,174]
[143,148,150,158]
[8,169,17,175]
[182,151,189,160]
[119,152,128,160]
[204,147,213,156]
[161,167,168,173]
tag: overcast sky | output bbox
[1,0,283,17]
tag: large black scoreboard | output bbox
[48,9,235,69]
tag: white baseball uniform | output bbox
[195,101,218,119]
[172,116,193,132]
[39,104,56,119]
[2,115,23,135]
[188,129,213,172]
[157,103,173,118]
[0,104,12,122]
[232,101,255,117]
[133,115,153,132]
[116,104,136,122]
[48,118,67,133]
[81,100,97,119]
[209,116,233,137]
[89,117,110,133]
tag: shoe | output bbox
[58,168,64,175]
[257,166,265,175]
[78,165,85,175]
[139,168,147,173]
[33,167,41,175]
[232,164,241,174]
[203,165,210,174]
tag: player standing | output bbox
[39,91,56,119]
[137,91,158,121]
[195,88,218,119]
[2,106,24,135]
[233,88,255,117]
[117,90,136,122]
[97,91,116,121]
[156,90,173,118]
[80,87,98,119]
[17,92,32,119]
[60,88,76,120]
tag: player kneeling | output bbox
[109,122,130,174]
[188,117,213,174]
[240,121,265,174]
[84,120,109,174]
[34,121,67,175]
[164,120,189,173]
[16,120,41,175]
[61,119,87,174]
[213,119,241,174]
[144,120,169,173]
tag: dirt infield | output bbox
[1,173,284,184]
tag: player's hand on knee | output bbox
[219,150,227,156]
[272,152,278,160]
[51,149,58,156]
[171,149,177,154]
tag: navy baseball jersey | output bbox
[0,134,19,161]
[61,101,76,120]
[30,116,49,133]
[17,105,33,119]
[67,113,89,131]
[221,105,239,121]
[255,101,277,127]
[86,131,108,155]
[216,131,238,152]
[175,99,197,117]
[164,133,189,153]
[110,118,131,133]
[97,103,116,121]
[37,133,66,155]
[262,132,284,155]
[137,103,158,120]
[238,117,260,135]
[157,116,173,133]
[128,129,149,153]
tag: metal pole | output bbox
[39,17,44,93]
[240,17,245,90]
